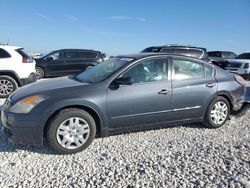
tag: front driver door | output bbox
[107,57,173,129]
[45,50,66,77]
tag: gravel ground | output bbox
[0,111,249,187]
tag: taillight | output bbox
[234,75,246,86]
[22,57,33,63]
[244,63,249,69]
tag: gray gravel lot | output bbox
[0,111,249,187]
[0,80,249,187]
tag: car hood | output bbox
[10,76,89,102]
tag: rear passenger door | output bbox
[171,58,217,119]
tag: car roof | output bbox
[116,53,208,62]
[0,45,23,50]
[144,45,207,51]
[58,49,101,53]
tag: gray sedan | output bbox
[1,53,246,154]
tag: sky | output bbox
[0,0,249,55]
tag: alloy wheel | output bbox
[0,79,14,96]
[36,67,43,79]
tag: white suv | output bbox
[225,52,250,80]
[0,45,37,98]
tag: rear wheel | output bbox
[36,67,45,79]
[204,96,230,128]
[0,75,18,98]
[47,108,96,154]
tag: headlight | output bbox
[10,95,47,113]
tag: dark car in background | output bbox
[35,49,106,79]
[1,53,246,154]
[141,44,211,62]
[208,51,237,69]
[224,52,250,79]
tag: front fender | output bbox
[42,99,108,134]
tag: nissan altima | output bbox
[1,53,246,154]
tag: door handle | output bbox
[206,83,216,88]
[158,89,168,95]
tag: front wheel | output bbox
[36,67,45,79]
[47,108,96,154]
[203,96,230,128]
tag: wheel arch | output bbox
[0,71,21,86]
[43,104,104,144]
[215,93,233,112]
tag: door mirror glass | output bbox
[115,77,132,85]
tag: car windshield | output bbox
[74,57,134,83]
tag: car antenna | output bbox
[6,38,10,45]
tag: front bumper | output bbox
[20,72,38,86]
[1,109,45,146]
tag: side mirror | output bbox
[114,77,132,85]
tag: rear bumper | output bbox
[231,87,250,118]
[20,72,38,86]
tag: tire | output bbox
[47,108,96,154]
[203,96,230,128]
[36,67,45,79]
[0,75,18,98]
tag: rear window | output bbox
[66,51,99,59]
[237,53,250,59]
[228,63,242,68]
[16,49,31,59]
[141,47,162,53]
[0,48,11,58]
[161,48,204,59]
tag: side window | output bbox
[208,52,221,58]
[80,51,98,59]
[46,51,64,61]
[160,48,172,53]
[122,58,168,84]
[65,51,78,59]
[172,59,204,80]
[65,51,98,59]
[0,48,11,58]
[205,64,214,77]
